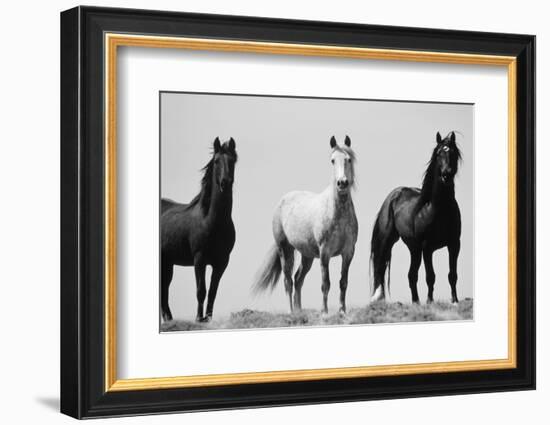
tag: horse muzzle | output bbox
[337,179,350,191]
[440,173,453,184]
[219,179,233,192]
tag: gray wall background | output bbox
[161,92,473,320]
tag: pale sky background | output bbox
[160,92,473,320]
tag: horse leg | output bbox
[320,251,331,314]
[204,260,228,321]
[161,261,174,321]
[339,250,354,314]
[423,248,435,303]
[371,233,399,302]
[407,246,422,304]
[279,242,295,313]
[293,255,313,311]
[448,242,460,303]
[193,256,207,322]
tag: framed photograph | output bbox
[60,6,535,419]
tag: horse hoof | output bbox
[203,315,212,323]
[370,286,386,303]
[338,309,347,318]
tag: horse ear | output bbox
[344,135,351,147]
[436,132,442,144]
[450,131,456,143]
[213,137,221,153]
[228,137,236,152]
[330,136,337,148]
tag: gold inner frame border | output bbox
[104,33,517,392]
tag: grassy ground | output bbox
[161,298,473,332]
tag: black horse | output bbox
[161,137,237,322]
[370,131,462,304]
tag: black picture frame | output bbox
[60,5,535,419]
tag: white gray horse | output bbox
[253,136,358,314]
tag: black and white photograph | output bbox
[56,4,536,421]
[159,92,473,331]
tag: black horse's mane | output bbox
[420,134,462,202]
[186,145,238,214]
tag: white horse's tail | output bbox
[252,244,282,294]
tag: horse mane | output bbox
[332,144,357,189]
[420,133,462,201]
[185,144,238,214]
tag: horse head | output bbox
[329,135,356,195]
[434,131,462,186]
[212,137,238,193]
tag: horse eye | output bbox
[331,159,335,164]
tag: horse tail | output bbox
[252,244,282,294]
[370,191,399,299]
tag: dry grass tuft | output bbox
[161,298,473,332]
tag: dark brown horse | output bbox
[161,137,237,322]
[370,131,462,304]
